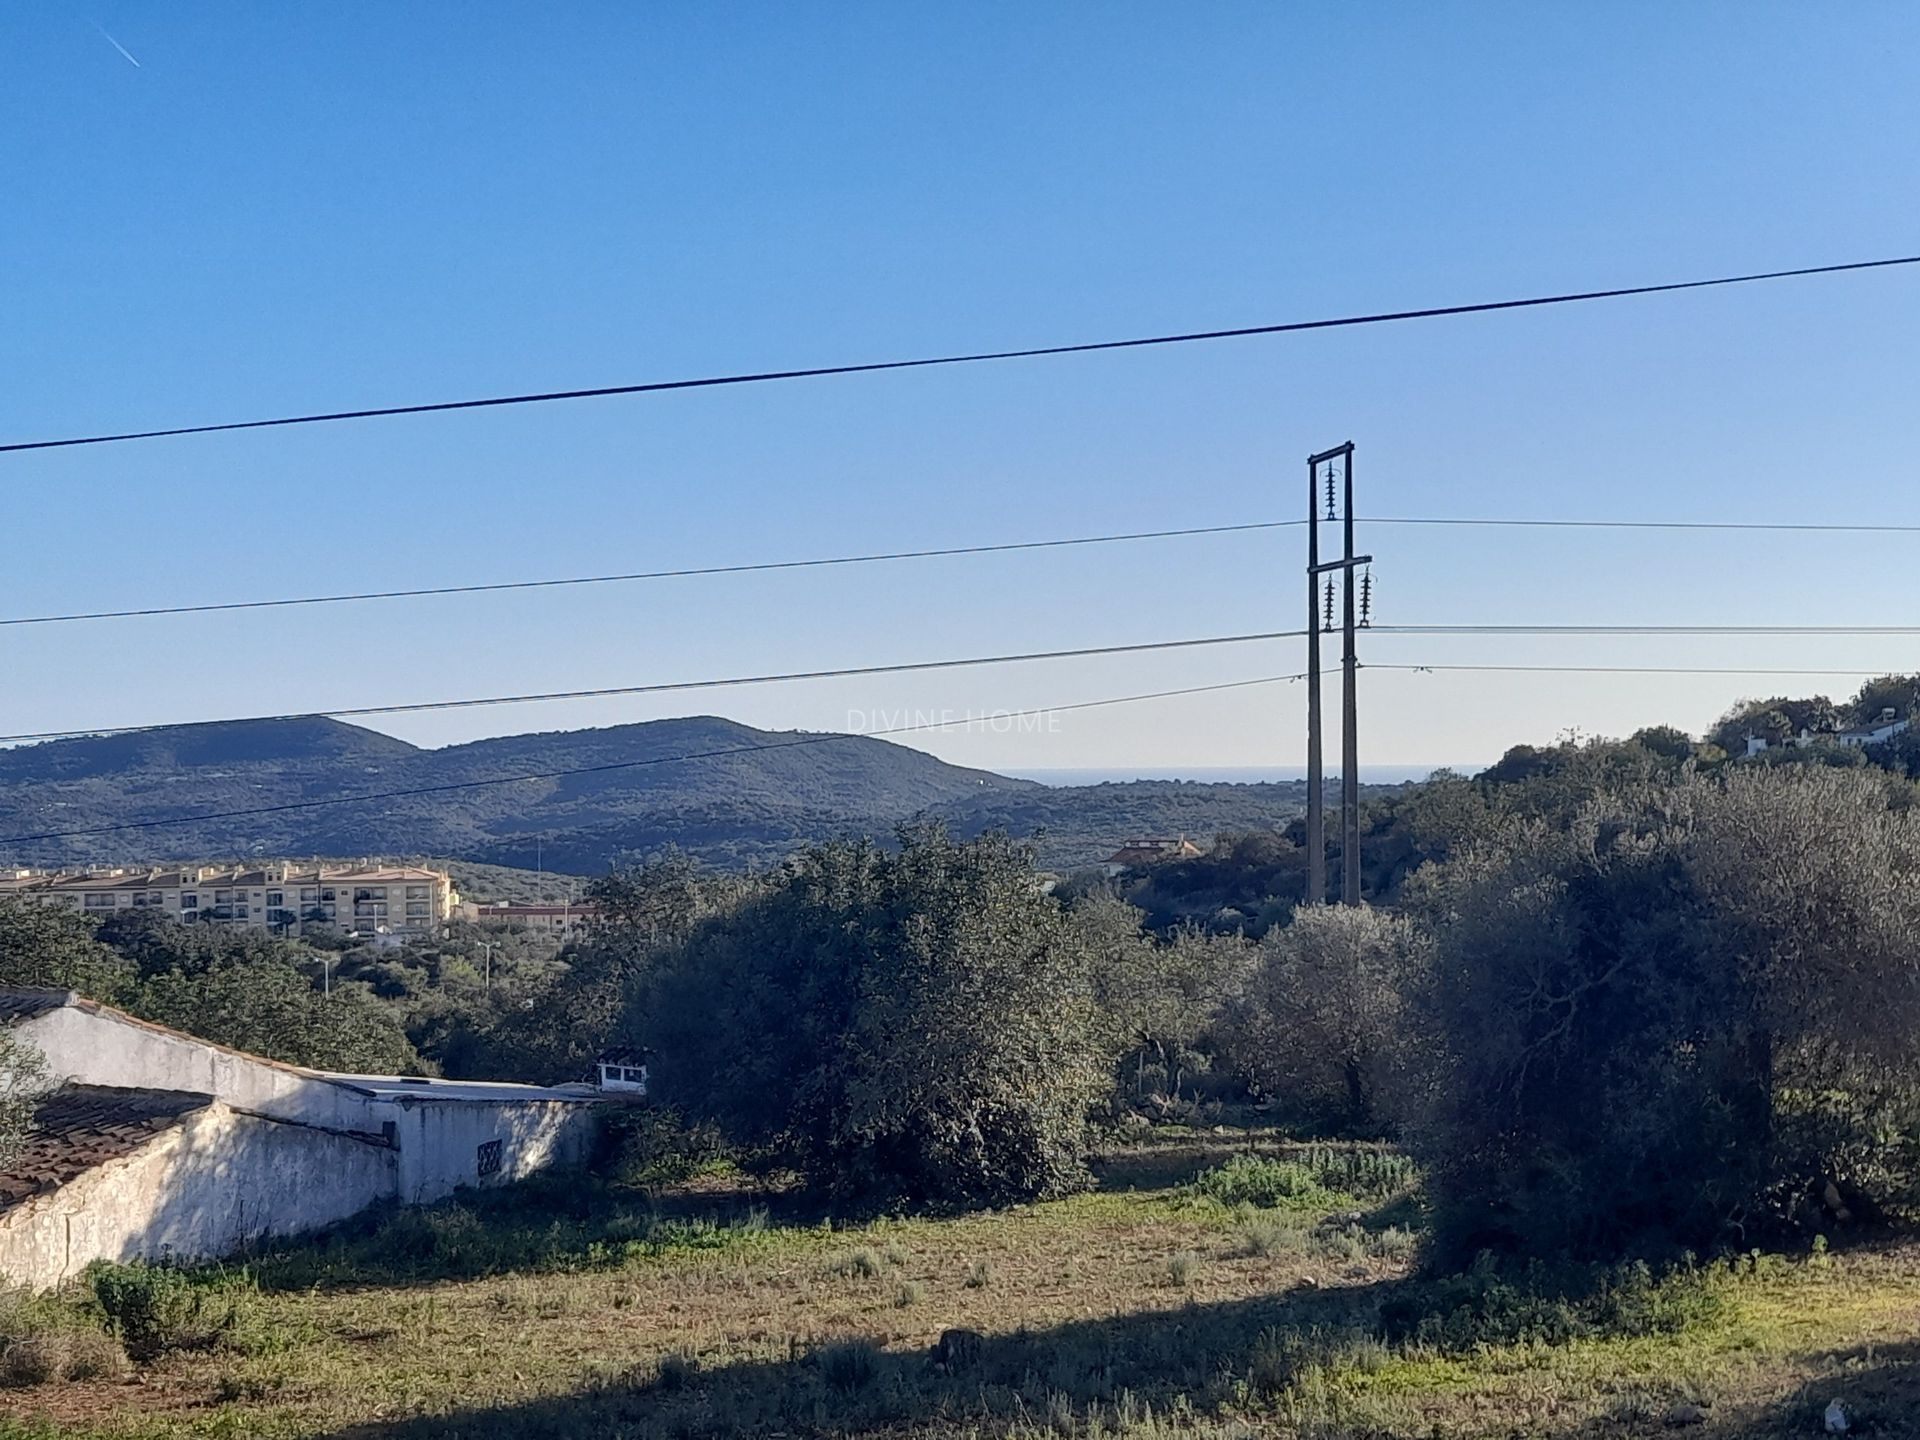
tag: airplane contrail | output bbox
[92,21,141,68]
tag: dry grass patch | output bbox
[4,1137,1920,1440]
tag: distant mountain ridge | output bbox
[0,715,1318,873]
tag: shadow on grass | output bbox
[316,1280,1395,1440]
[255,1130,1418,1297]
[245,1174,822,1295]
[1702,1338,1920,1439]
[1089,1133,1270,1193]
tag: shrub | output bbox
[1214,905,1425,1133]
[1166,1251,1200,1287]
[0,1336,64,1388]
[894,1280,925,1307]
[1193,1154,1321,1208]
[650,829,1114,1208]
[1236,1210,1306,1258]
[811,1337,882,1394]
[964,1259,993,1289]
[596,1106,731,1188]
[85,1261,258,1360]
[87,1263,201,1358]
[830,1247,885,1280]
[1380,1255,1725,1351]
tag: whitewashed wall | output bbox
[0,1104,394,1290]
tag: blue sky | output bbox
[3,4,1918,774]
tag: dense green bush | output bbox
[594,1105,732,1187]
[1407,766,1920,1262]
[1195,1149,1418,1209]
[649,827,1116,1208]
[1215,904,1426,1135]
[1381,1253,1724,1349]
[85,1262,261,1360]
[1194,1154,1324,1208]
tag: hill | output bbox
[0,716,1317,873]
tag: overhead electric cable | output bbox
[0,628,1308,745]
[6,254,1915,454]
[1367,516,1920,535]
[13,512,1920,632]
[1373,624,1920,636]
[1369,663,1917,678]
[0,521,1302,629]
[0,671,1313,847]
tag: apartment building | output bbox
[464,901,599,938]
[0,864,458,938]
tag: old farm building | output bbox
[0,989,607,1289]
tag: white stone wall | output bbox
[13,1006,380,1134]
[0,1104,395,1290]
[384,1098,601,1205]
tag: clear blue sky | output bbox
[4,4,1918,774]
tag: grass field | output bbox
[3,1130,1919,1438]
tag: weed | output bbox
[1193,1148,1419,1211]
[1310,1224,1368,1264]
[895,1280,926,1307]
[1369,1225,1418,1261]
[1167,1251,1200,1287]
[85,1261,263,1361]
[881,1240,910,1268]
[1236,1209,1306,1258]
[964,1259,993,1289]
[1381,1254,1726,1350]
[0,1328,129,1388]
[212,1356,294,1403]
[830,1246,885,1279]
[1194,1154,1322,1208]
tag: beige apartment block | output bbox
[0,864,459,938]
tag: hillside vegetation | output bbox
[0,716,1319,873]
[9,682,1920,1436]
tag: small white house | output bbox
[1836,708,1911,749]
[0,988,609,1289]
[594,1047,650,1095]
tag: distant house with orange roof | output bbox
[1101,836,1204,877]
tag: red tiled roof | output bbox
[0,1085,210,1212]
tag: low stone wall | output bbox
[0,1103,395,1290]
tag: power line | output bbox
[8,254,1916,455]
[0,521,1302,629]
[1368,516,1920,535]
[13,510,1920,632]
[1373,624,1920,636]
[1369,663,1911,678]
[0,671,1312,847]
[0,629,1308,745]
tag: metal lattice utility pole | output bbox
[1306,442,1369,905]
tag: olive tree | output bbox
[1216,904,1424,1134]
[1407,767,1920,1261]
[649,826,1114,1207]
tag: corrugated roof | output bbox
[0,1085,210,1212]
